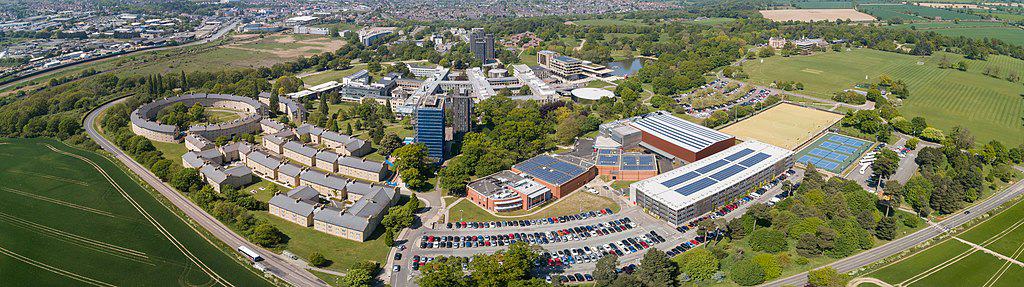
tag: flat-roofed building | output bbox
[630,141,794,225]
[268,186,320,227]
[511,154,596,198]
[595,149,659,181]
[629,111,736,162]
[467,170,551,212]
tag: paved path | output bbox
[86,97,326,287]
[847,277,893,287]
[764,175,1024,287]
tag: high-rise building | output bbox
[414,96,446,162]
[469,28,495,64]
[448,88,473,136]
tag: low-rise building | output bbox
[283,141,318,167]
[268,186,320,227]
[467,170,551,212]
[312,184,398,241]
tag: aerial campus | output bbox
[2,1,1024,287]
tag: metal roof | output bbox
[514,154,589,186]
[630,112,733,153]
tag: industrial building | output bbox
[595,149,659,181]
[630,141,794,225]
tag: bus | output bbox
[237,245,263,262]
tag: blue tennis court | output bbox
[795,132,873,173]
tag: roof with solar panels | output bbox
[630,111,734,152]
[631,141,793,210]
[513,154,593,186]
[596,149,657,171]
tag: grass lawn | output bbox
[205,108,243,123]
[610,180,636,190]
[254,212,390,272]
[888,22,1024,46]
[151,140,188,165]
[300,65,367,85]
[448,191,621,222]
[311,270,346,287]
[242,179,288,202]
[0,138,272,286]
[573,18,650,27]
[743,49,1024,145]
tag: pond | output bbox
[605,58,645,77]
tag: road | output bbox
[1,20,239,92]
[764,175,1024,287]
[86,97,327,287]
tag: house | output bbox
[312,185,398,241]
[268,186,320,227]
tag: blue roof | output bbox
[674,178,717,196]
[738,153,771,167]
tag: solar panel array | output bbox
[598,154,620,166]
[632,113,732,152]
[621,154,657,171]
[659,148,773,196]
[515,155,588,185]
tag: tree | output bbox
[309,252,329,267]
[379,132,403,156]
[872,149,900,180]
[731,259,766,286]
[247,222,288,247]
[417,257,471,287]
[678,247,718,282]
[950,126,975,150]
[752,253,782,279]
[382,228,396,247]
[876,216,898,240]
[593,254,619,286]
[807,267,849,287]
[635,248,676,287]
[749,228,788,253]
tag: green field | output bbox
[253,212,390,271]
[864,199,1024,286]
[573,18,650,27]
[860,4,982,21]
[888,22,1024,46]
[0,138,272,286]
[794,1,853,9]
[743,49,1024,145]
[300,65,367,85]
[448,191,621,222]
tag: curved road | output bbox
[764,177,1024,286]
[86,97,327,287]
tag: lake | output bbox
[606,58,644,77]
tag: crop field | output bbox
[860,4,982,21]
[888,22,1024,46]
[863,200,1024,287]
[793,1,853,9]
[0,138,271,286]
[759,9,876,22]
[742,49,1024,145]
[720,103,844,150]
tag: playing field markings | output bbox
[0,187,117,218]
[7,169,91,186]
[899,215,1024,286]
[43,144,235,287]
[0,245,117,287]
[0,211,153,265]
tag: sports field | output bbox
[794,133,873,174]
[0,138,271,286]
[863,199,1024,287]
[720,103,844,150]
[742,49,1024,145]
[759,9,876,22]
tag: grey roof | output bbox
[248,151,282,169]
[283,141,318,158]
[279,163,304,177]
[630,112,733,152]
[264,134,286,145]
[337,156,385,173]
[313,185,396,231]
[261,119,286,131]
[313,203,368,230]
[320,131,355,144]
[223,165,252,177]
[184,134,213,150]
[198,148,223,161]
[269,187,318,216]
[182,152,206,168]
[301,170,347,190]
[344,181,392,197]
[316,150,340,162]
[200,165,227,184]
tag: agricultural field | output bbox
[860,4,983,21]
[888,22,1024,46]
[862,199,1024,287]
[572,18,650,27]
[793,1,853,9]
[742,49,1024,145]
[759,9,876,22]
[0,138,272,286]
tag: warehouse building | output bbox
[630,141,793,225]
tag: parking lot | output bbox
[394,169,803,286]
